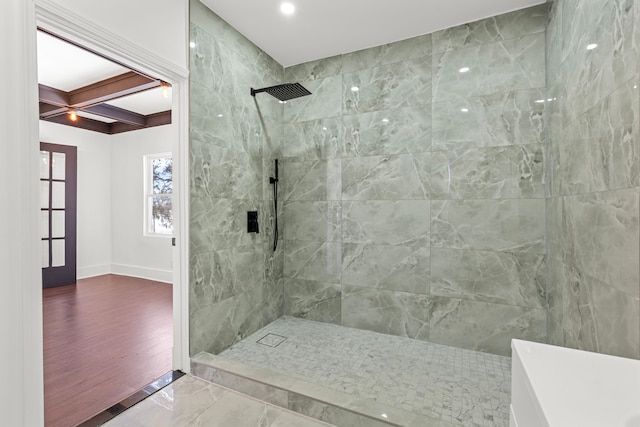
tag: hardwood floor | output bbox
[43,274,172,427]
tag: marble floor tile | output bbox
[103,375,333,427]
[219,316,511,426]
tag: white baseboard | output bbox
[110,263,173,284]
[77,264,111,279]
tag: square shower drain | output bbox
[257,333,287,348]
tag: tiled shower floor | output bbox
[219,317,511,427]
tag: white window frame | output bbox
[144,152,173,237]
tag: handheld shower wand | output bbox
[269,159,279,252]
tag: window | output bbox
[144,153,173,236]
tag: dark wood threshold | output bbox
[77,370,185,427]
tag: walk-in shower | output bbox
[189,1,559,426]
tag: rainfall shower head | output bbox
[250,83,311,101]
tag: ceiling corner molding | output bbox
[34,0,189,83]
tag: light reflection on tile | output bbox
[103,375,332,427]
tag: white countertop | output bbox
[511,340,640,427]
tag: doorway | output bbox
[35,13,188,424]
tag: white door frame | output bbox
[34,0,191,372]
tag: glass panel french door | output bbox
[40,142,77,288]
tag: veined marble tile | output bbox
[190,86,268,157]
[342,153,430,200]
[190,198,262,253]
[190,1,274,76]
[547,256,566,347]
[342,200,430,247]
[342,34,432,74]
[431,143,543,200]
[191,246,263,306]
[512,143,545,199]
[190,142,261,199]
[264,242,284,289]
[343,58,432,114]
[215,317,508,426]
[283,240,341,283]
[546,85,564,199]
[432,33,545,102]
[283,201,341,242]
[561,0,636,123]
[431,248,545,308]
[190,360,289,407]
[342,286,431,341]
[431,199,545,253]
[262,277,285,329]
[432,4,548,53]
[288,394,393,427]
[103,375,228,427]
[190,82,235,151]
[282,117,342,161]
[546,1,563,89]
[190,25,228,94]
[342,106,431,157]
[546,196,564,262]
[190,290,249,355]
[341,243,430,295]
[283,278,342,324]
[562,264,640,359]
[284,75,342,123]
[281,159,341,201]
[260,115,285,163]
[284,55,343,82]
[563,188,639,297]
[430,146,512,200]
[432,89,545,151]
[261,190,281,240]
[429,296,546,356]
[270,410,337,427]
[560,77,639,195]
[186,390,280,426]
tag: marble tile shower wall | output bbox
[546,0,640,359]
[189,0,284,356]
[281,4,548,356]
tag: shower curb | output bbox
[191,352,454,427]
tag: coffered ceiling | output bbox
[37,30,172,134]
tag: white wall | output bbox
[39,121,174,282]
[47,0,188,70]
[111,125,174,283]
[40,121,177,283]
[40,121,113,278]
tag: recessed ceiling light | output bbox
[535,99,545,103]
[280,2,295,15]
[382,118,389,123]
[459,67,470,73]
[189,41,196,48]
[351,86,359,92]
[217,114,223,118]
[587,43,598,50]
[460,108,469,113]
